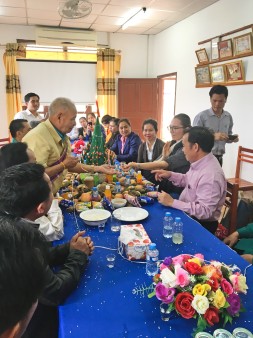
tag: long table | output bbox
[58,203,253,337]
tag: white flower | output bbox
[160,268,177,287]
[191,295,209,314]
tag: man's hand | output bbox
[63,156,79,169]
[123,162,136,171]
[98,164,116,175]
[241,254,253,264]
[70,231,92,256]
[223,231,239,247]
[214,132,229,141]
[84,236,95,255]
[151,169,171,181]
[157,191,174,207]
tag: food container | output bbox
[233,327,253,338]
[213,329,233,337]
[79,209,111,226]
[111,198,127,208]
[195,333,213,338]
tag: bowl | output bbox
[111,198,127,209]
[79,209,111,226]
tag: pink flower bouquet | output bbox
[148,254,248,335]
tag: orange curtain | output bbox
[97,49,121,118]
[3,43,25,125]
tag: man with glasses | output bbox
[193,85,238,166]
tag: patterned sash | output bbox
[49,145,68,182]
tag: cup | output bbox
[160,303,171,321]
[110,214,121,232]
[106,254,116,268]
[98,222,106,232]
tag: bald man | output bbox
[23,97,114,194]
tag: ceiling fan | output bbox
[58,0,92,19]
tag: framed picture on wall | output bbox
[210,65,226,83]
[195,65,211,86]
[195,48,209,64]
[218,39,233,59]
[224,60,244,83]
[210,37,220,61]
[233,33,252,56]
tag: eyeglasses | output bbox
[167,126,184,131]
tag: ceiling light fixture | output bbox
[121,7,146,30]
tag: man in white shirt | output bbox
[14,92,42,124]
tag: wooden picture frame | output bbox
[211,37,220,61]
[233,33,252,56]
[195,48,209,64]
[224,60,244,83]
[195,65,211,86]
[210,65,226,83]
[218,39,233,59]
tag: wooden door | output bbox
[118,78,158,140]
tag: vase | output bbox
[160,303,172,321]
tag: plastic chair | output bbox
[0,137,10,147]
[226,146,253,234]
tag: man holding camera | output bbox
[193,85,238,166]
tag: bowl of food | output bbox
[79,209,111,226]
[111,198,127,209]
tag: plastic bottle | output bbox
[93,172,99,187]
[115,182,121,194]
[104,185,112,201]
[113,174,117,182]
[146,243,159,276]
[163,212,174,238]
[125,175,131,186]
[172,217,183,244]
[91,187,100,202]
[136,170,143,184]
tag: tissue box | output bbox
[119,224,151,260]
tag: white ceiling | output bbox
[0,0,219,35]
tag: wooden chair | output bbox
[226,146,253,234]
[0,137,10,147]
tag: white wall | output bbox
[149,0,253,179]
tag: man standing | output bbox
[153,127,227,234]
[193,85,238,166]
[14,92,42,124]
[9,119,31,142]
[0,163,94,338]
[23,97,114,194]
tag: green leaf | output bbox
[147,291,155,298]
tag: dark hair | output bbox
[9,119,28,138]
[110,117,120,126]
[24,92,40,102]
[30,120,41,128]
[87,112,96,119]
[0,143,30,173]
[0,163,51,217]
[101,114,112,124]
[0,216,45,335]
[209,85,228,98]
[79,116,87,122]
[174,114,191,130]
[186,126,214,153]
[24,93,40,102]
[119,118,131,127]
[142,118,158,132]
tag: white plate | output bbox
[113,207,149,222]
[79,209,111,226]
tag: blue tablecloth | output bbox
[58,203,253,338]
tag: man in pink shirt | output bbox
[153,126,227,234]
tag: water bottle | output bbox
[163,212,173,238]
[115,182,121,194]
[146,243,159,276]
[172,217,183,244]
[125,175,131,186]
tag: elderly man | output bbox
[23,97,114,194]
[0,163,94,338]
[153,126,227,234]
[193,85,238,166]
[14,92,42,124]
[0,217,45,338]
[9,118,31,142]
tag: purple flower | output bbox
[163,257,173,266]
[155,282,176,304]
[227,293,241,316]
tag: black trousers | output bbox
[192,217,218,235]
[214,154,223,167]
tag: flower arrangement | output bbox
[148,254,248,336]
